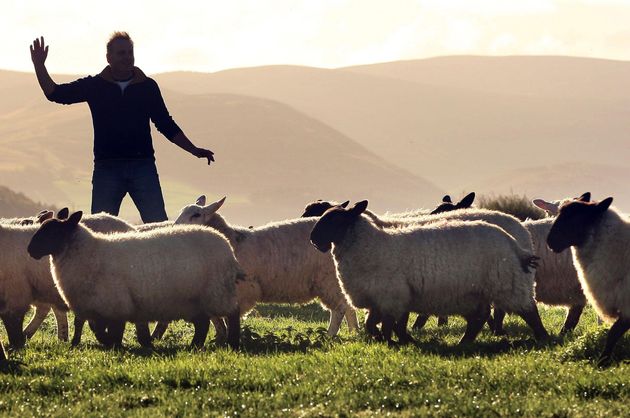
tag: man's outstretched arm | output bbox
[30,36,57,96]
[170,131,215,165]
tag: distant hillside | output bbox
[0,185,56,218]
[0,73,442,224]
[5,55,630,215]
[344,55,630,99]
[154,57,630,210]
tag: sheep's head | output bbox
[301,200,348,217]
[174,196,226,226]
[547,194,610,253]
[430,192,475,215]
[28,211,83,260]
[310,200,366,253]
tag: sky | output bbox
[4,0,630,75]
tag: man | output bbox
[30,32,213,222]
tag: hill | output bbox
[0,71,442,224]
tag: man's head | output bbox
[106,31,134,76]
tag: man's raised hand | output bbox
[30,36,49,66]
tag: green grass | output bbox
[0,304,628,417]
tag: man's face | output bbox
[107,38,134,74]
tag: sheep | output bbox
[0,221,69,348]
[310,201,548,345]
[302,194,532,336]
[174,196,359,336]
[27,211,242,349]
[0,210,69,343]
[505,193,591,334]
[547,195,630,366]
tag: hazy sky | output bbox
[4,0,630,75]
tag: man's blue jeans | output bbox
[91,159,168,223]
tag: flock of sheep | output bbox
[0,191,628,367]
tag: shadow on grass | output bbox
[0,359,26,375]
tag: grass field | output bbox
[0,304,628,417]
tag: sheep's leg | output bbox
[344,307,359,332]
[411,314,430,331]
[71,316,86,347]
[0,341,6,365]
[393,312,415,344]
[560,304,585,335]
[516,304,549,341]
[134,322,152,348]
[459,305,491,345]
[106,321,125,349]
[490,309,507,336]
[211,317,227,344]
[1,312,26,349]
[52,307,69,342]
[190,315,210,348]
[24,304,51,339]
[365,309,382,338]
[437,316,449,327]
[151,321,170,340]
[326,307,346,336]
[380,314,396,345]
[597,317,630,367]
[226,310,241,351]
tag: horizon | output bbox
[3,53,630,78]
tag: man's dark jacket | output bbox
[47,66,181,161]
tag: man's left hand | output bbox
[196,148,215,165]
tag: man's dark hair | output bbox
[107,31,133,54]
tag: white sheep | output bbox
[510,193,591,334]
[0,221,69,348]
[0,211,69,343]
[174,196,359,336]
[27,211,242,349]
[547,195,630,366]
[310,201,548,345]
[303,197,532,336]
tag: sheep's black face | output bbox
[28,219,66,259]
[310,210,346,252]
[302,201,336,218]
[547,198,611,253]
[310,201,366,252]
[28,211,83,260]
[301,200,348,218]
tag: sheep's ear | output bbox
[340,201,350,209]
[37,211,53,223]
[195,195,206,206]
[350,200,368,216]
[597,197,613,212]
[457,192,475,208]
[205,196,226,214]
[578,192,591,202]
[57,207,69,220]
[532,199,558,214]
[442,195,452,203]
[67,211,83,226]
